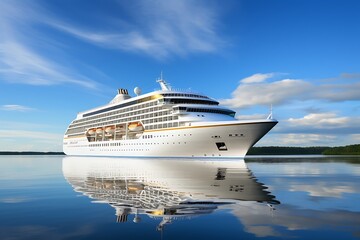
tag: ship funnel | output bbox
[118,88,129,95]
[110,88,131,104]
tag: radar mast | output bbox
[156,72,172,91]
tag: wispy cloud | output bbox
[0,197,34,203]
[350,134,360,142]
[256,111,360,146]
[277,112,360,135]
[221,73,360,108]
[0,130,62,140]
[0,130,63,151]
[221,76,312,108]
[316,82,360,102]
[0,120,64,151]
[0,41,99,88]
[259,133,338,146]
[0,0,225,88]
[0,1,102,89]
[288,113,350,128]
[240,73,275,84]
[0,104,35,112]
[231,195,360,237]
[48,0,225,59]
[289,183,355,198]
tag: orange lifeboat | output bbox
[128,122,144,131]
[105,126,115,134]
[87,128,96,135]
[96,127,103,134]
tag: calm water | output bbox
[0,155,360,240]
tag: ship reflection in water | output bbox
[62,157,279,231]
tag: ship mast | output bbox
[156,72,172,91]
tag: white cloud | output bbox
[0,197,34,203]
[0,41,98,88]
[0,0,225,88]
[49,23,163,56]
[221,77,312,108]
[221,73,360,109]
[240,73,275,84]
[290,183,355,198]
[257,133,337,146]
[350,134,360,142]
[0,129,63,151]
[0,130,62,140]
[288,113,350,128]
[0,1,102,89]
[231,201,360,237]
[0,104,35,112]
[245,225,282,237]
[48,0,225,59]
[316,82,360,102]
[273,113,360,138]
[0,120,63,151]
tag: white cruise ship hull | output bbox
[63,119,277,158]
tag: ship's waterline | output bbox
[63,77,277,158]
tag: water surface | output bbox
[0,155,359,239]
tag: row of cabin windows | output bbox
[143,133,191,138]
[187,107,235,117]
[73,94,216,126]
[68,114,178,135]
[66,106,232,135]
[86,141,188,147]
[162,93,209,99]
[65,115,179,135]
[69,109,173,131]
[161,98,218,105]
[144,122,178,130]
[172,106,236,117]
[71,102,160,128]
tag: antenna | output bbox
[267,104,273,119]
[156,71,171,91]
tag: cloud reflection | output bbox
[231,203,360,238]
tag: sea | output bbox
[0,155,359,240]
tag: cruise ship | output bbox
[63,76,277,157]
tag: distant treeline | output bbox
[322,144,360,155]
[0,152,65,155]
[247,146,329,155]
[248,144,360,155]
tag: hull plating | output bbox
[63,120,277,158]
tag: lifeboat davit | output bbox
[128,122,144,131]
[96,127,103,134]
[87,128,96,135]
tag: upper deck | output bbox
[65,78,236,137]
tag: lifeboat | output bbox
[128,122,144,131]
[87,128,96,135]
[105,126,115,134]
[96,127,104,134]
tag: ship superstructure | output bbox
[63,76,277,157]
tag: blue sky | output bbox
[0,0,359,151]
